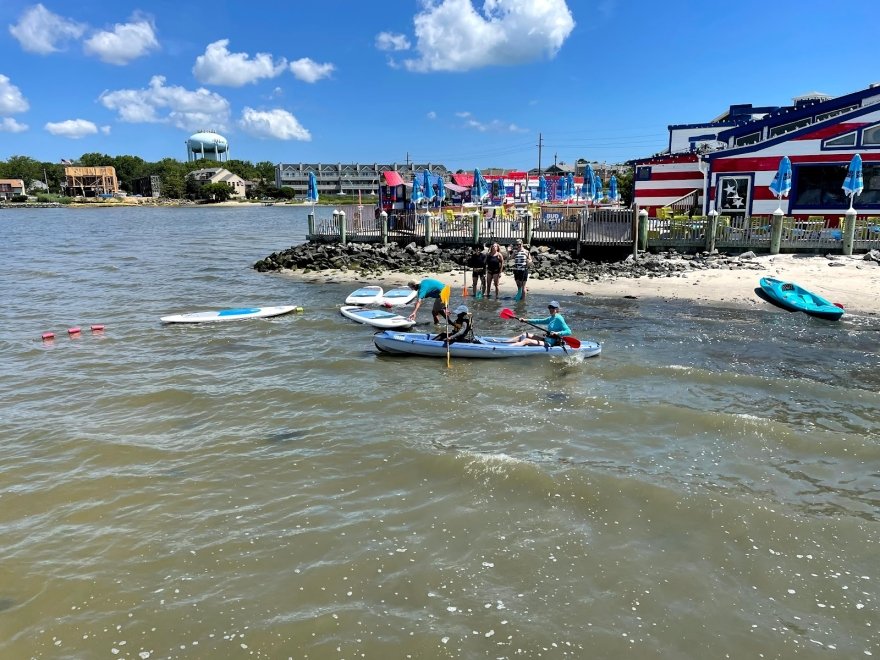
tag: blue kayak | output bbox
[374,331,602,359]
[759,277,844,320]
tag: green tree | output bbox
[199,182,235,202]
[1,155,44,186]
[615,168,634,206]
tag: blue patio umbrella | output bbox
[768,156,792,210]
[494,178,506,201]
[306,171,319,204]
[411,174,425,207]
[566,172,576,201]
[436,175,446,207]
[422,169,434,206]
[537,175,548,202]
[581,165,595,202]
[594,174,603,203]
[608,175,619,203]
[842,153,863,210]
[472,168,489,202]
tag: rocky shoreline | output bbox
[253,241,794,281]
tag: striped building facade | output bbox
[633,84,880,220]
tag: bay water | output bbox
[0,206,877,658]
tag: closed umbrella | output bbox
[566,172,575,202]
[581,164,595,203]
[537,175,548,202]
[594,174,603,204]
[306,171,319,205]
[472,168,489,202]
[842,153,863,210]
[768,156,792,211]
[422,169,434,211]
[436,175,446,207]
[411,174,425,207]
[608,175,619,204]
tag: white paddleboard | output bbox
[345,286,384,305]
[161,305,298,324]
[340,305,415,329]
[379,287,417,307]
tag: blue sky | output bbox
[1,0,878,171]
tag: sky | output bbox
[1,0,878,172]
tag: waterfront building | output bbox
[631,83,880,220]
[186,167,246,198]
[63,166,119,197]
[131,175,161,198]
[0,178,25,199]
[276,162,449,202]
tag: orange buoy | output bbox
[90,324,105,331]
[68,327,81,335]
[41,332,55,341]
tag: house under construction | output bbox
[64,166,119,197]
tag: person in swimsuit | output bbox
[485,243,504,299]
[467,245,487,298]
[511,239,532,300]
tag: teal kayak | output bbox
[759,277,844,320]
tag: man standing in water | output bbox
[511,239,532,300]
[407,278,446,324]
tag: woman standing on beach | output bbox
[485,243,504,299]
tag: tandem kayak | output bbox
[373,331,602,359]
[759,277,844,320]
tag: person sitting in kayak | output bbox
[505,300,571,347]
[433,304,474,344]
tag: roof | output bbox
[445,182,469,193]
[382,171,404,186]
[451,173,474,187]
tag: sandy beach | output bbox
[287,253,880,316]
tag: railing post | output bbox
[770,208,783,254]
[842,207,857,256]
[525,210,533,246]
[638,208,649,251]
[380,210,388,245]
[471,212,480,245]
[706,209,719,253]
[424,211,432,244]
[308,211,315,236]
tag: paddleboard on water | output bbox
[160,305,298,324]
[340,305,415,329]
[345,286,384,305]
[379,287,417,307]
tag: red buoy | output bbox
[68,327,81,335]
[41,332,55,341]
[90,324,105,331]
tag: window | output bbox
[863,124,880,145]
[790,164,880,208]
[768,117,812,138]
[735,132,760,147]
[636,166,651,181]
[717,176,750,214]
[823,131,857,147]
[815,105,858,122]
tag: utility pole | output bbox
[554,152,558,169]
[536,133,543,175]
[405,152,410,169]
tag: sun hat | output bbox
[548,300,560,309]
[454,304,469,314]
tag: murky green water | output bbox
[0,207,877,658]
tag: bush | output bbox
[36,193,73,204]
[9,194,28,203]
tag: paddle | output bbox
[440,285,451,368]
[499,308,581,348]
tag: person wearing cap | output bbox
[505,300,571,347]
[407,278,446,324]
[433,304,473,345]
[511,239,532,300]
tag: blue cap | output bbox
[548,300,560,309]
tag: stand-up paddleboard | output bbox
[161,305,299,324]
[340,305,415,329]
[380,287,417,307]
[345,286,383,305]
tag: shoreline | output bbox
[283,253,880,316]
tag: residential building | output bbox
[631,83,880,220]
[276,162,449,199]
[131,175,161,198]
[0,179,25,199]
[63,166,119,197]
[186,167,246,198]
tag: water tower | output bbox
[186,130,229,162]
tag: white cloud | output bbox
[44,118,99,139]
[99,75,231,131]
[402,0,574,72]
[8,3,86,54]
[238,107,311,141]
[193,39,287,87]
[0,117,28,133]
[289,58,334,83]
[457,110,527,133]
[83,14,159,65]
[0,74,29,114]
[100,125,111,134]
[427,110,436,119]
[375,32,411,51]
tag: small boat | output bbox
[340,305,415,329]
[759,277,844,320]
[345,285,384,305]
[161,305,299,324]
[374,331,602,359]
[379,287,417,307]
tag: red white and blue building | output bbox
[632,84,880,220]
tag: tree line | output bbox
[0,154,286,200]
